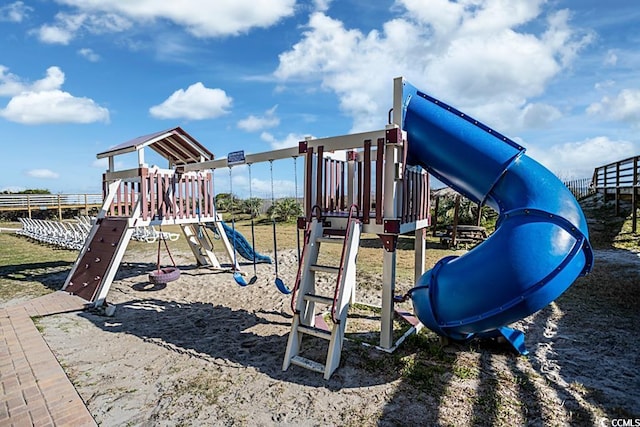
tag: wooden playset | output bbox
[62,78,432,379]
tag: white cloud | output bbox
[0,66,110,124]
[519,103,562,129]
[275,1,593,132]
[78,48,100,62]
[0,65,25,96]
[587,89,640,125]
[42,0,295,42]
[0,65,65,95]
[594,80,615,91]
[237,105,280,132]
[528,136,637,179]
[33,12,132,45]
[0,1,32,22]
[2,90,110,124]
[313,0,333,12]
[605,50,618,66]
[149,82,232,120]
[260,131,310,150]
[27,169,60,179]
[34,13,87,44]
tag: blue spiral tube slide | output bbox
[402,81,593,354]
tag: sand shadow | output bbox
[377,247,640,424]
[79,297,407,390]
[525,252,640,421]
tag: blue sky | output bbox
[0,0,638,199]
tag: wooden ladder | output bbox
[282,206,361,379]
[181,223,221,268]
[180,217,239,271]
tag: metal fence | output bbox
[562,177,595,200]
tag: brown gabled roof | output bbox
[96,127,214,165]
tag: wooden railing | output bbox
[303,138,429,226]
[0,193,102,219]
[104,167,215,222]
[591,155,639,231]
[592,156,639,191]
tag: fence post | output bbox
[634,158,638,233]
[615,162,620,216]
[57,195,62,220]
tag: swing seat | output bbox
[148,266,181,285]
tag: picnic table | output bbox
[439,225,488,249]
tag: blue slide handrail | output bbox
[402,81,593,351]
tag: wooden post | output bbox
[414,227,426,283]
[316,146,324,212]
[305,148,314,217]
[633,157,638,233]
[363,141,371,224]
[347,151,356,208]
[615,162,620,216]
[27,195,32,219]
[432,196,440,236]
[57,195,62,220]
[451,194,461,248]
[376,138,385,225]
[380,133,400,350]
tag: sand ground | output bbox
[13,244,636,426]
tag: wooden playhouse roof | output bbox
[96,127,214,165]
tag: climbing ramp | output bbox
[64,217,132,302]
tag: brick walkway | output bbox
[0,291,96,426]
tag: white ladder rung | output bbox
[298,325,332,340]
[303,294,334,305]
[290,355,325,374]
[310,264,339,274]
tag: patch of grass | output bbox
[399,354,447,389]
[452,363,479,380]
[174,375,227,405]
[31,316,44,333]
[0,233,76,303]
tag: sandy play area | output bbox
[8,242,633,426]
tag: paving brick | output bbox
[2,375,20,394]
[2,293,95,426]
[0,401,8,420]
[21,385,41,402]
[10,411,32,427]
[27,403,52,426]
[52,411,96,427]
[6,393,27,413]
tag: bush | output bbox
[267,198,303,222]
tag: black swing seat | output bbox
[148,266,181,285]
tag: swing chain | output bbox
[156,225,177,272]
